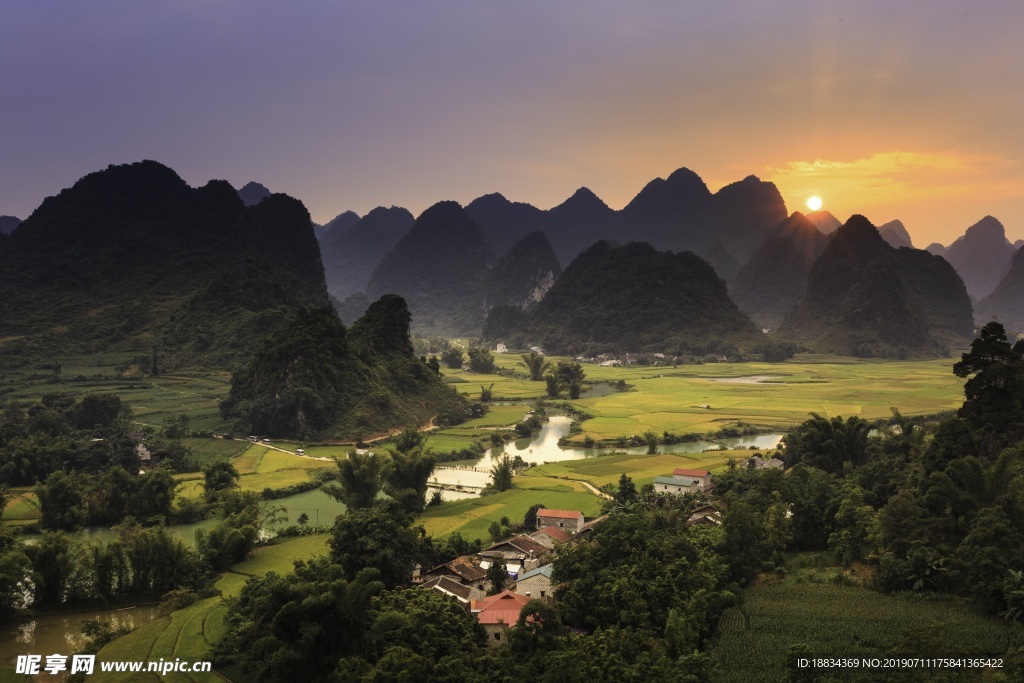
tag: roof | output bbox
[517,564,554,582]
[422,575,472,602]
[423,556,487,583]
[484,534,550,558]
[654,476,697,487]
[531,526,571,544]
[537,509,583,520]
[673,468,709,478]
[472,589,531,625]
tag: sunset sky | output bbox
[2,1,1022,246]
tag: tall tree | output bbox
[521,351,550,381]
[324,450,390,510]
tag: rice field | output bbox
[711,559,1015,683]
[523,448,747,489]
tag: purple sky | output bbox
[2,1,1022,245]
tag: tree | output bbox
[782,413,870,472]
[615,474,637,505]
[328,502,423,589]
[953,321,1024,448]
[203,460,239,501]
[521,351,550,381]
[490,453,514,492]
[441,347,464,369]
[486,556,508,595]
[324,450,389,509]
[467,347,496,374]
[36,471,87,530]
[545,361,586,399]
[386,447,436,514]
[480,383,494,402]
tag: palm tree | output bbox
[522,351,550,381]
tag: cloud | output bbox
[766,151,1020,202]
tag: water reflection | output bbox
[429,415,783,493]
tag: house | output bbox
[535,509,584,534]
[653,475,700,496]
[421,556,489,594]
[135,444,152,463]
[495,343,508,354]
[530,525,572,549]
[687,504,724,527]
[478,535,551,577]
[743,456,785,471]
[514,564,554,602]
[672,468,712,492]
[575,514,609,539]
[421,575,483,607]
[472,589,532,645]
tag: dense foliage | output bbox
[220,297,472,439]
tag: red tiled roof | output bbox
[531,526,571,544]
[673,468,709,478]
[537,509,582,520]
[473,589,531,625]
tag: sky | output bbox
[1,1,1023,246]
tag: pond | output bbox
[429,415,783,493]
[0,605,161,674]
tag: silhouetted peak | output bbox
[665,167,708,189]
[879,219,914,249]
[553,186,611,213]
[0,215,23,235]
[962,215,1007,243]
[467,192,512,210]
[363,205,415,223]
[805,210,842,234]
[925,242,946,255]
[237,181,271,206]
[832,215,887,248]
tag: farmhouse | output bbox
[687,504,724,527]
[653,475,700,496]
[421,556,489,593]
[535,509,584,533]
[495,342,508,353]
[478,535,551,576]
[744,456,785,471]
[421,575,482,606]
[672,467,712,491]
[530,525,572,549]
[515,564,554,602]
[472,590,532,645]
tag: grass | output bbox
[710,557,1016,683]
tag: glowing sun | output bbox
[806,196,823,211]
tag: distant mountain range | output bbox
[0,161,328,368]
[320,206,413,302]
[777,216,973,358]
[879,220,914,249]
[935,216,1016,300]
[976,246,1024,336]
[0,215,21,235]
[484,241,760,355]
[731,212,829,329]
[367,201,496,336]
